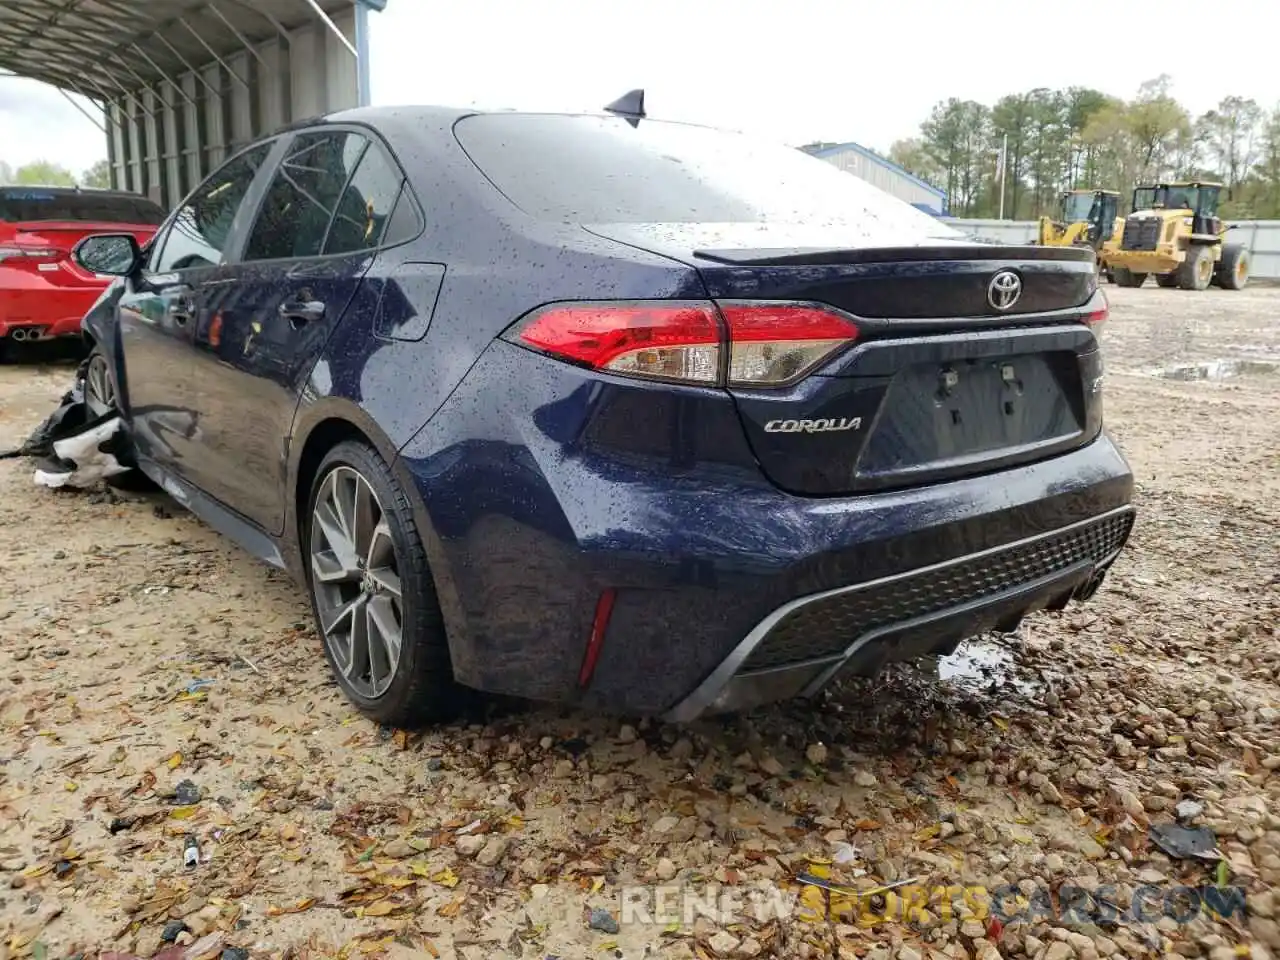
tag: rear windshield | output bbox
[454,114,947,232]
[0,189,166,225]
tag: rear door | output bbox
[116,144,274,473]
[184,128,410,535]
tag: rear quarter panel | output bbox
[279,113,705,579]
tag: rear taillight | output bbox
[718,302,860,387]
[514,301,722,384]
[1082,290,1109,330]
[0,244,59,264]
[509,300,858,388]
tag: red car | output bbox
[1,186,165,347]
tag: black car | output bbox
[74,103,1135,725]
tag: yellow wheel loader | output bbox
[1037,190,1123,276]
[1107,181,1250,291]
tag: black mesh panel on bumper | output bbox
[741,510,1135,672]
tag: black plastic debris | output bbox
[1149,822,1218,860]
[108,816,138,834]
[587,907,620,934]
[220,947,249,960]
[174,779,202,806]
[161,920,188,943]
[0,354,137,488]
[183,834,201,868]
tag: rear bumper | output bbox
[0,272,105,338]
[665,506,1133,721]
[399,343,1137,717]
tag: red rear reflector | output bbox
[512,300,858,388]
[577,588,617,688]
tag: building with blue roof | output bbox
[802,142,948,216]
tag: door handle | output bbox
[279,294,326,325]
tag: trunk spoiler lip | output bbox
[691,243,1096,267]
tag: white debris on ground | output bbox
[0,284,1278,959]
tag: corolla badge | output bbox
[987,270,1022,311]
[764,417,862,434]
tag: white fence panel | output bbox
[943,219,1038,245]
[942,218,1280,280]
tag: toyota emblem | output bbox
[987,270,1022,311]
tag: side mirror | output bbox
[73,233,141,277]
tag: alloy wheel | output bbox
[309,465,404,699]
[85,353,116,417]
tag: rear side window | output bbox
[324,143,406,254]
[0,189,165,225]
[454,114,948,233]
[154,143,272,272]
[244,132,365,261]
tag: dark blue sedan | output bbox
[73,104,1135,725]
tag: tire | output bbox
[1178,245,1214,291]
[1218,244,1249,291]
[1155,272,1179,288]
[1113,267,1147,288]
[82,346,155,491]
[303,439,461,726]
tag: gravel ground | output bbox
[0,285,1277,960]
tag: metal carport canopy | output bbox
[0,1,387,204]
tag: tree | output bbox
[992,93,1035,218]
[1126,75,1191,180]
[920,98,992,216]
[833,78,1278,220]
[13,160,76,186]
[888,137,943,189]
[1197,96,1263,198]
[1241,105,1280,218]
[81,159,112,188]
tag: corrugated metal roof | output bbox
[0,0,367,102]
[809,141,946,202]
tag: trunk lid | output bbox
[586,222,1105,496]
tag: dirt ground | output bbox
[0,285,1277,960]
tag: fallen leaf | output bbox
[431,867,460,889]
[64,782,78,793]
[362,900,396,917]
[265,897,316,917]
[281,823,298,841]
[991,716,1010,732]
[167,752,183,770]
[169,806,199,820]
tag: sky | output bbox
[3,0,1280,176]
